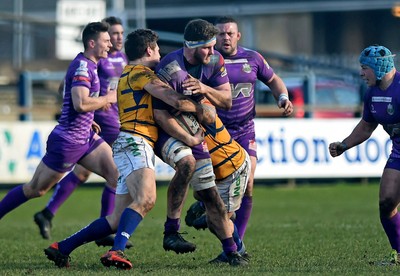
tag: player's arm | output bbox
[71,86,116,113]
[182,75,232,110]
[198,98,216,125]
[144,78,204,119]
[154,109,204,147]
[329,119,378,157]
[265,73,293,116]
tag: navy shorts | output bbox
[385,157,400,171]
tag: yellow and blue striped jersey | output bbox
[118,64,159,147]
[203,115,246,180]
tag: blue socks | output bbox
[58,217,113,255]
[112,208,143,251]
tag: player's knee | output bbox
[23,183,48,198]
[379,197,397,217]
[142,199,156,214]
[175,155,196,176]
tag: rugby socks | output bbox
[232,224,244,251]
[381,212,400,252]
[46,172,81,215]
[234,195,253,240]
[100,185,116,217]
[221,237,237,254]
[58,217,112,255]
[112,208,142,251]
[164,217,180,234]
[0,185,28,219]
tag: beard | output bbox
[193,49,211,65]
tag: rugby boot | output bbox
[100,250,132,270]
[185,201,205,227]
[34,211,52,240]
[163,232,196,254]
[44,242,70,268]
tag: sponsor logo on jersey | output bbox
[242,63,251,73]
[75,60,89,77]
[225,58,248,64]
[249,139,257,151]
[372,96,392,102]
[220,66,227,77]
[387,103,395,115]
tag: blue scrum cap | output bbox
[359,45,395,80]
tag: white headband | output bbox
[184,37,216,49]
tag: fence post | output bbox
[18,71,32,121]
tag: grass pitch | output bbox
[0,182,399,275]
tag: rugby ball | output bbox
[172,111,200,135]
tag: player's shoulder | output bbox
[161,48,183,62]
[239,46,265,60]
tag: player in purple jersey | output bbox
[0,22,118,224]
[329,45,400,265]
[185,16,293,254]
[155,19,248,266]
[32,17,131,248]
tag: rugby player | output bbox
[329,45,400,265]
[33,16,131,248]
[186,16,293,246]
[0,22,118,224]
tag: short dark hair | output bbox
[102,16,123,27]
[214,16,238,25]
[124,29,159,61]
[82,21,109,50]
[183,19,219,42]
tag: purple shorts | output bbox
[233,132,257,158]
[385,157,400,171]
[99,128,119,146]
[42,130,104,173]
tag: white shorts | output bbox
[112,132,155,195]
[216,151,251,212]
[190,158,216,191]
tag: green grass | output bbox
[0,182,399,275]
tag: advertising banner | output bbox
[0,119,390,183]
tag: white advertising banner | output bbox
[0,119,390,184]
[56,0,106,60]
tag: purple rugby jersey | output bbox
[155,48,229,159]
[362,71,400,158]
[94,51,127,145]
[217,46,274,138]
[55,53,100,144]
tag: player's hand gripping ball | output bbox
[172,111,200,135]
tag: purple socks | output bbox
[164,217,180,235]
[0,185,28,219]
[381,212,400,252]
[234,195,253,240]
[46,172,81,215]
[100,185,116,217]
